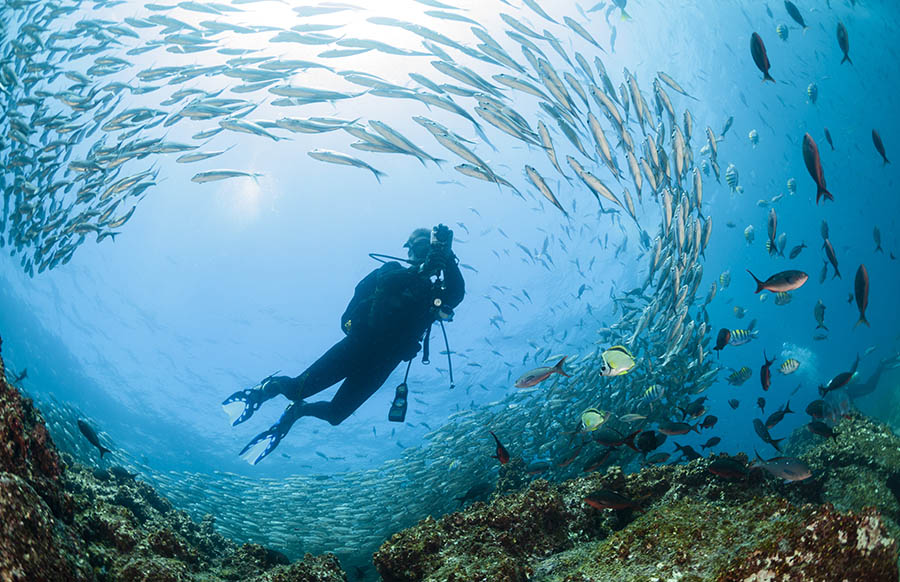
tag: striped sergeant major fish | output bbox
[729,318,758,346]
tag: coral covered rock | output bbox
[0,472,93,581]
[0,335,348,582]
[374,446,899,582]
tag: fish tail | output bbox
[620,9,631,21]
[816,323,828,331]
[876,244,883,253]
[371,168,386,184]
[854,315,870,328]
[841,55,852,65]
[770,437,784,452]
[816,185,834,203]
[884,157,891,166]
[623,430,640,452]
[691,423,700,434]
[100,446,112,458]
[553,356,571,377]
[746,269,764,293]
[763,73,776,83]
[832,268,841,279]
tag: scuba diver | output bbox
[222,225,465,465]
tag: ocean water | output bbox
[1,0,898,573]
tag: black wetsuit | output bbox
[262,258,464,425]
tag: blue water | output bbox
[1,0,898,566]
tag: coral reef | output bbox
[0,334,347,582]
[5,325,900,582]
[374,418,900,582]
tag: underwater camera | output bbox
[388,382,408,423]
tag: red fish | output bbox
[584,489,642,511]
[760,350,775,391]
[854,264,869,327]
[750,33,775,82]
[714,328,731,357]
[489,431,509,464]
[747,269,808,293]
[514,356,570,388]
[802,133,833,203]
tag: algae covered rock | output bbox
[0,335,349,582]
[0,472,93,581]
[374,449,899,582]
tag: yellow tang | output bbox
[581,408,610,432]
[600,345,636,377]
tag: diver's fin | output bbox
[222,401,246,425]
[239,435,274,466]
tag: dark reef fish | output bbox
[819,355,859,396]
[636,430,667,454]
[854,264,869,327]
[753,418,783,451]
[584,489,642,511]
[824,128,834,150]
[808,421,837,439]
[750,32,775,83]
[789,242,807,259]
[837,22,852,64]
[784,1,808,31]
[714,328,731,356]
[747,269,808,293]
[674,443,702,461]
[765,401,794,429]
[701,437,721,450]
[872,130,890,165]
[657,420,699,436]
[708,457,749,480]
[754,452,812,481]
[760,350,775,391]
[489,431,510,464]
[802,133,833,203]
[77,419,111,458]
[823,238,841,279]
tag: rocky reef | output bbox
[5,324,900,582]
[374,415,900,581]
[0,334,348,582]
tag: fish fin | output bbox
[624,430,641,452]
[816,185,834,204]
[553,356,571,377]
[746,269,764,293]
[854,315,870,328]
